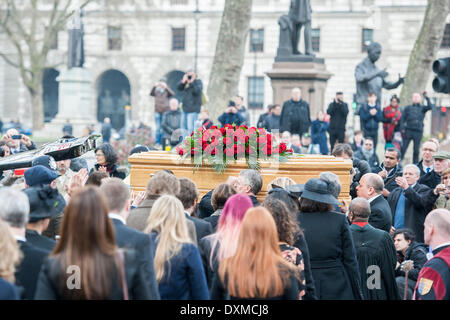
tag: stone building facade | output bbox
[0,0,449,138]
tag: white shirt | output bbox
[368,194,381,203]
[422,165,433,174]
[14,235,26,242]
[432,242,450,252]
[108,213,126,225]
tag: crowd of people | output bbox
[0,120,449,300]
[0,73,449,300]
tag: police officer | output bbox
[401,92,433,164]
[413,209,450,300]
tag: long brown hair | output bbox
[53,186,119,299]
[218,207,298,298]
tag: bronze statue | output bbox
[288,0,314,56]
[67,10,85,69]
[355,42,404,106]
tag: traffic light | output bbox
[432,57,450,93]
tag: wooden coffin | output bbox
[128,151,353,202]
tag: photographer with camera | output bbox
[327,92,349,150]
[177,70,203,135]
[1,128,36,154]
[150,78,174,146]
[218,101,245,127]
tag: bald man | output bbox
[280,88,311,137]
[413,209,450,300]
[357,173,392,233]
[348,198,400,300]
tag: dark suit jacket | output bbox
[15,240,49,300]
[26,229,56,252]
[297,211,363,300]
[111,218,160,299]
[34,249,151,300]
[369,195,393,233]
[128,196,198,244]
[387,184,434,243]
[418,171,441,190]
[186,213,213,242]
[0,278,20,300]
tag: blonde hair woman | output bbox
[144,195,209,300]
[0,220,22,299]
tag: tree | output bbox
[206,0,253,121]
[399,0,450,106]
[0,0,91,130]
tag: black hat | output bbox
[24,185,66,223]
[70,157,88,172]
[24,165,59,187]
[32,155,59,175]
[130,145,150,156]
[285,184,305,199]
[301,178,340,205]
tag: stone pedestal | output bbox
[266,57,333,117]
[44,67,95,137]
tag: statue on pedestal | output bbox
[67,10,85,69]
[354,42,404,106]
[277,0,314,58]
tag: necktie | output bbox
[426,168,430,174]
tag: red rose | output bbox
[220,127,226,135]
[224,137,232,146]
[176,146,184,155]
[225,147,234,157]
[286,148,293,153]
[210,126,218,129]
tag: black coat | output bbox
[250,195,260,207]
[198,235,219,289]
[401,101,432,132]
[15,240,49,300]
[388,184,434,243]
[369,195,393,233]
[418,170,441,190]
[264,114,281,132]
[327,100,349,132]
[198,190,214,219]
[350,223,400,300]
[34,249,151,300]
[204,210,221,232]
[177,79,203,113]
[297,211,364,300]
[416,160,433,177]
[257,112,270,129]
[111,218,160,299]
[186,214,213,242]
[0,278,20,300]
[161,109,182,138]
[373,164,403,193]
[210,267,300,300]
[91,164,126,180]
[395,241,428,282]
[293,233,317,300]
[25,230,56,252]
[354,150,380,173]
[280,99,311,136]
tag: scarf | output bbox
[361,147,374,161]
[383,105,401,142]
